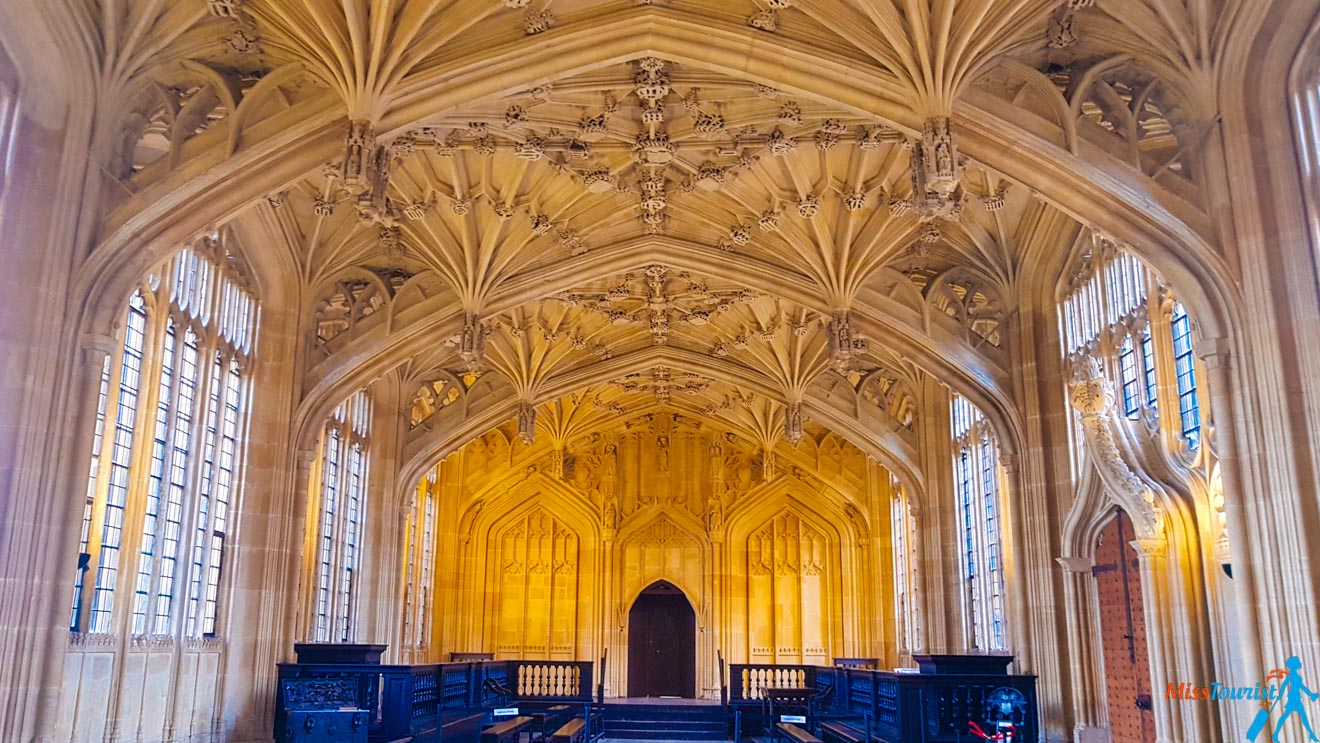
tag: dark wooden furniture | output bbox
[764,687,820,727]
[293,643,387,665]
[911,653,1013,675]
[549,718,585,743]
[452,652,497,662]
[280,678,368,743]
[275,654,598,743]
[543,712,604,743]
[480,716,535,743]
[819,719,870,743]
[776,722,823,743]
[528,704,572,740]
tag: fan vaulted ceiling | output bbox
[79,0,1241,481]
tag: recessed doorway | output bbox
[626,580,696,698]
[1094,511,1156,743]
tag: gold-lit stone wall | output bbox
[409,413,895,696]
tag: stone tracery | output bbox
[1,2,1310,743]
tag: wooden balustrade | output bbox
[276,657,598,742]
[729,664,818,702]
[510,660,593,701]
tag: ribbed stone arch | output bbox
[292,232,1020,468]
[393,345,925,499]
[78,8,1239,358]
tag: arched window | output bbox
[72,237,258,637]
[951,394,1006,652]
[890,479,921,656]
[311,391,372,642]
[401,467,438,652]
[1058,234,1204,450]
[1170,302,1201,450]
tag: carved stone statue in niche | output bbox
[602,494,619,540]
[706,503,724,542]
[602,440,618,481]
[657,434,670,472]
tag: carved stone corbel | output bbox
[1068,359,1163,541]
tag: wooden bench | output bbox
[427,711,485,743]
[548,718,586,743]
[480,716,535,743]
[776,722,823,743]
[819,719,869,743]
[530,705,572,741]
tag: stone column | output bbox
[32,338,115,743]
[1193,339,1264,684]
[1056,556,1107,741]
[1131,536,1180,743]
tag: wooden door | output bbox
[1093,511,1156,742]
[627,581,696,697]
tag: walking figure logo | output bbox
[1247,656,1320,742]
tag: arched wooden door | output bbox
[627,581,696,698]
[1094,511,1156,742]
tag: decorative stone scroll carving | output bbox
[1068,359,1162,540]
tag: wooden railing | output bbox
[724,661,1038,742]
[831,666,1038,743]
[510,661,593,701]
[832,658,879,669]
[276,658,599,742]
[728,664,818,702]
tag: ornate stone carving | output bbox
[749,10,779,31]
[459,314,487,371]
[613,366,712,403]
[208,0,245,18]
[785,402,804,445]
[858,124,902,150]
[517,401,537,443]
[1047,5,1078,48]
[339,119,376,193]
[1068,358,1162,539]
[378,225,405,259]
[530,214,554,234]
[767,128,797,156]
[523,9,556,34]
[796,194,820,218]
[827,311,863,372]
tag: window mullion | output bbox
[170,336,221,639]
[114,301,171,636]
[79,344,126,634]
[971,435,991,650]
[142,320,192,635]
[208,357,249,637]
[331,433,354,640]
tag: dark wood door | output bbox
[1093,511,1156,742]
[627,581,696,697]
